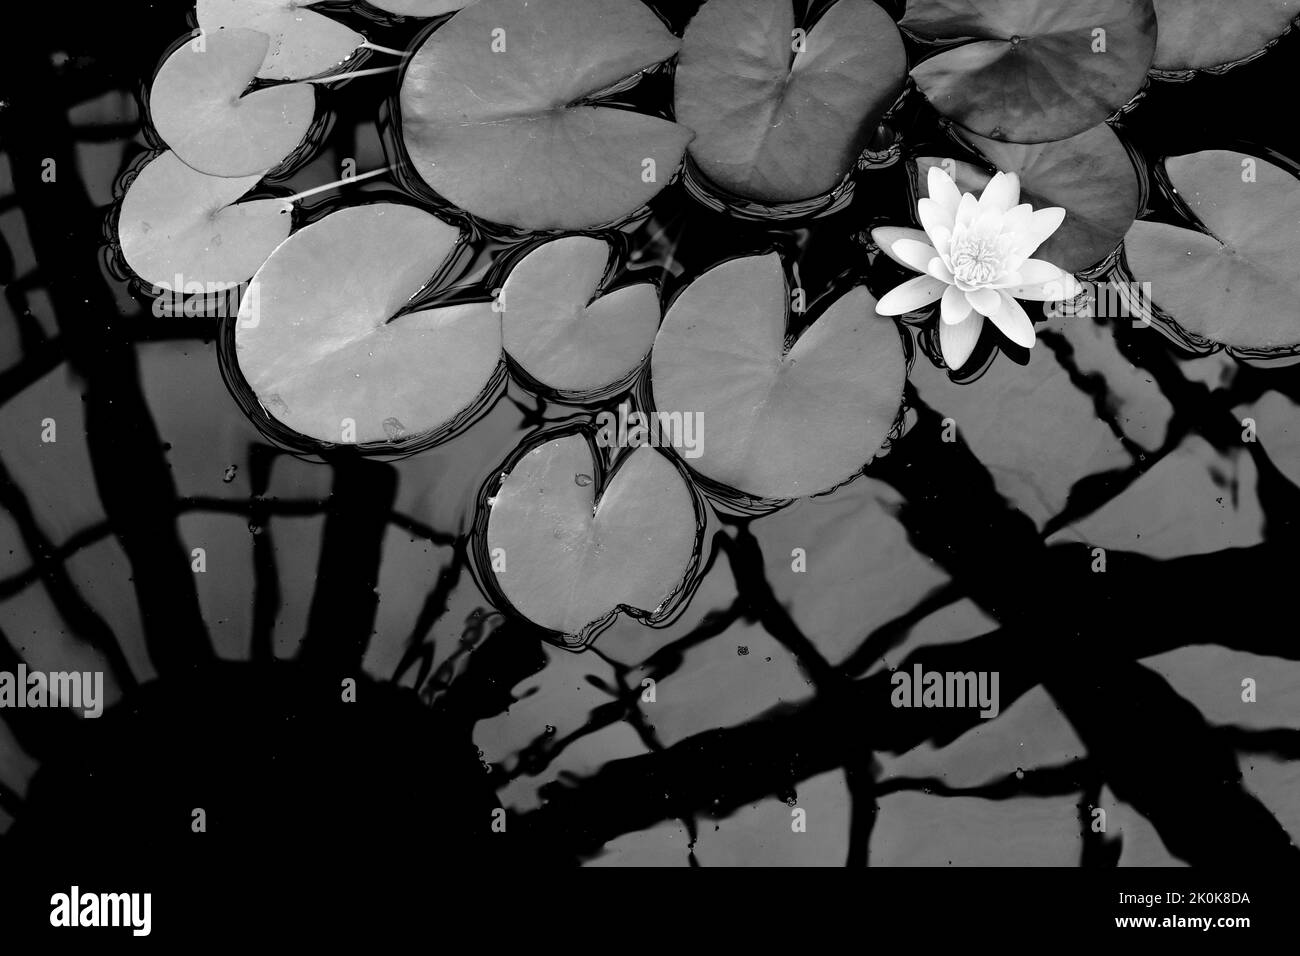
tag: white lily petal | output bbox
[917,198,954,249]
[931,226,953,260]
[1014,259,1072,286]
[891,238,940,274]
[954,192,980,230]
[990,291,1037,348]
[939,309,983,369]
[875,274,947,315]
[940,284,968,325]
[871,226,931,269]
[1016,206,1067,257]
[928,165,963,218]
[978,171,1020,215]
[1000,203,1034,238]
[1003,278,1080,301]
[927,256,954,284]
[965,286,1002,317]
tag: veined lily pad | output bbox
[485,434,698,636]
[674,0,905,202]
[1124,150,1300,350]
[915,123,1140,272]
[398,0,692,230]
[197,0,364,80]
[150,28,315,177]
[119,150,291,291]
[650,253,905,501]
[902,0,1157,144]
[368,0,472,14]
[500,236,659,393]
[235,203,501,444]
[1153,0,1299,71]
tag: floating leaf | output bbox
[235,203,501,444]
[1124,150,1300,349]
[150,28,315,177]
[674,0,905,202]
[650,253,905,501]
[916,122,1140,272]
[118,150,291,290]
[399,0,692,230]
[367,0,472,14]
[1153,0,1299,71]
[901,0,1156,143]
[485,434,698,636]
[197,0,364,79]
[500,236,659,393]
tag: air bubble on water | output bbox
[222,465,237,483]
[575,472,593,486]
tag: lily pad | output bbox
[235,203,501,444]
[1153,0,1299,71]
[399,0,692,230]
[196,0,364,80]
[1124,150,1300,350]
[916,122,1140,272]
[650,253,905,501]
[150,28,315,177]
[674,0,905,202]
[500,236,659,393]
[118,150,291,290]
[485,434,698,636]
[902,0,1157,144]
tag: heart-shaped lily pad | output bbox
[1153,0,1299,71]
[118,150,291,290]
[901,0,1157,143]
[650,253,905,501]
[915,122,1140,272]
[235,203,502,444]
[197,0,364,80]
[485,433,698,637]
[399,0,692,230]
[500,236,659,394]
[1124,150,1300,350]
[150,28,315,177]
[674,0,905,202]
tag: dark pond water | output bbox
[0,0,1297,875]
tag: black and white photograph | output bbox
[0,0,1295,935]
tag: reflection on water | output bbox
[0,0,1298,867]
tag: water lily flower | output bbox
[872,166,1082,369]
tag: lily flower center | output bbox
[949,236,1007,287]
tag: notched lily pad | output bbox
[398,0,692,230]
[235,203,502,444]
[500,236,659,394]
[150,28,315,177]
[118,150,291,291]
[902,0,1156,144]
[1153,0,1299,72]
[485,433,699,638]
[1124,150,1300,351]
[674,0,905,202]
[650,253,905,501]
[197,0,364,80]
[915,122,1140,273]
